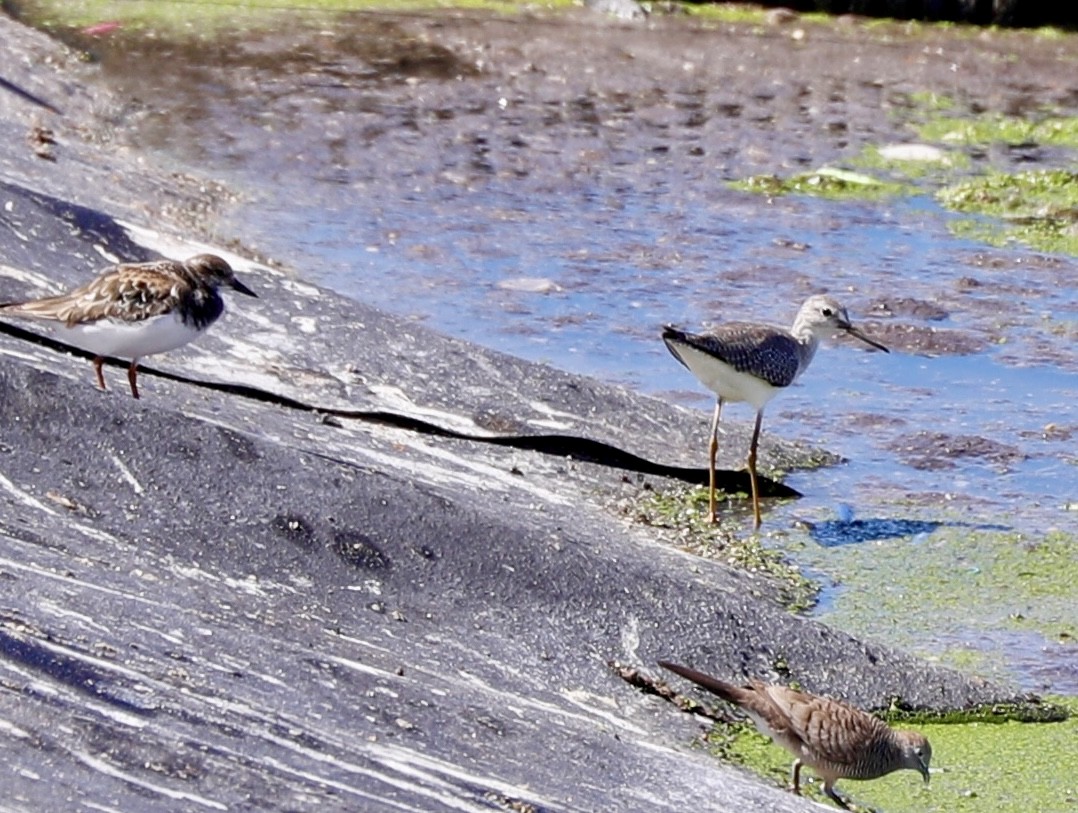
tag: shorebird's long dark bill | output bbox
[230,278,258,297]
[844,325,888,353]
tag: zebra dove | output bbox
[659,661,931,809]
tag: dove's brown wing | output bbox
[762,684,891,768]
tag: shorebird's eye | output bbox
[821,308,833,317]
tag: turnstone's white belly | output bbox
[61,310,205,360]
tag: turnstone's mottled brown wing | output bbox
[1,260,184,327]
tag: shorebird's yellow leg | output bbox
[747,410,763,530]
[707,398,723,523]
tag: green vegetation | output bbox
[731,168,914,200]
[680,2,773,25]
[906,90,957,114]
[682,3,831,26]
[703,696,1078,812]
[17,0,575,34]
[917,115,1078,149]
[938,170,1078,255]
[793,524,1078,683]
[632,485,817,612]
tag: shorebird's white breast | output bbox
[59,311,204,360]
[674,344,783,410]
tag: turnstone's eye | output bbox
[821,308,833,317]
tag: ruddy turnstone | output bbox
[0,254,256,399]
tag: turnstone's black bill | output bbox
[0,253,257,399]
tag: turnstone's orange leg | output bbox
[92,357,107,391]
[127,361,140,399]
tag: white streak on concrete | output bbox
[0,719,31,738]
[527,400,580,423]
[72,751,228,810]
[562,689,647,734]
[620,615,641,661]
[36,600,111,633]
[323,654,403,679]
[0,472,57,514]
[91,244,120,265]
[82,800,126,813]
[368,385,496,436]
[0,263,64,293]
[108,454,144,495]
[0,553,171,610]
[70,523,122,545]
[279,279,321,298]
[258,732,487,813]
[371,743,558,811]
[292,316,318,334]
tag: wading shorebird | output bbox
[661,295,888,529]
[659,661,931,809]
[0,254,256,399]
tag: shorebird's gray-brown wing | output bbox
[662,324,802,388]
[0,261,182,326]
[763,684,890,768]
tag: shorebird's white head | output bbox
[794,294,888,352]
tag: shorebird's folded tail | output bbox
[0,297,69,321]
[660,326,693,369]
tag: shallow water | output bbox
[70,10,1077,691]
[262,182,1078,535]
